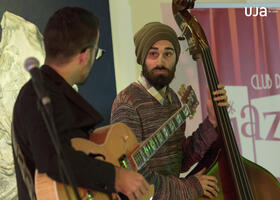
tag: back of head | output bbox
[44,7,99,65]
[134,22,181,66]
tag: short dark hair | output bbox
[44,7,99,64]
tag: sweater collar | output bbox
[137,73,172,105]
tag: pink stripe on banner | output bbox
[209,8,219,76]
[252,17,263,98]
[252,17,261,75]
[276,12,280,51]
[228,9,242,85]
[260,17,269,74]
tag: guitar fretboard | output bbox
[132,104,191,170]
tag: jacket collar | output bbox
[40,65,103,125]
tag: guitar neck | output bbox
[131,104,191,170]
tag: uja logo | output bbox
[244,7,268,17]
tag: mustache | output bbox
[153,66,169,71]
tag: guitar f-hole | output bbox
[89,153,106,160]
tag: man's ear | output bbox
[79,48,90,66]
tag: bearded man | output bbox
[111,22,228,200]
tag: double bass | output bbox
[172,1,280,199]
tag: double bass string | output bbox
[199,40,254,199]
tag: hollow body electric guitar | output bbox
[35,85,199,200]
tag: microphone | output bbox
[24,57,51,106]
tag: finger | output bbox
[133,190,142,200]
[217,102,230,107]
[197,168,207,175]
[205,184,219,197]
[217,84,225,89]
[117,195,122,200]
[213,89,226,96]
[213,95,227,102]
[127,193,136,200]
[205,180,219,193]
[201,175,217,183]
[126,194,136,200]
[204,189,216,199]
[206,182,219,193]
[112,193,122,200]
[138,184,148,196]
[205,175,218,183]
[142,179,149,191]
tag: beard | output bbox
[142,64,175,90]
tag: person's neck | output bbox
[45,60,77,86]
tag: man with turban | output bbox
[111,22,228,199]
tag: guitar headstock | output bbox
[178,84,199,117]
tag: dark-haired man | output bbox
[12,7,148,200]
[111,22,228,199]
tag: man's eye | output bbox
[149,52,158,57]
[165,52,173,57]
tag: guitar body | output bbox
[35,123,154,200]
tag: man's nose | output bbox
[157,54,165,66]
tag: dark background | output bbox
[0,0,116,127]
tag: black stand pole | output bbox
[25,58,81,200]
[37,98,82,200]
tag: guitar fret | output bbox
[152,133,161,149]
[168,119,176,132]
[149,139,157,151]
[144,144,151,157]
[138,148,143,158]
[179,110,186,120]
[173,117,179,127]
[152,136,160,149]
[161,130,167,142]
[135,151,145,168]
[146,143,151,153]
[142,147,149,159]
[156,132,163,144]
[148,143,154,154]
[162,126,169,138]
[138,152,144,166]
[137,153,142,165]
[175,112,183,125]
[182,106,189,117]
[133,153,140,166]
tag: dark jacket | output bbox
[13,65,115,200]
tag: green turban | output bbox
[134,22,181,66]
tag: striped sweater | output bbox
[111,82,218,200]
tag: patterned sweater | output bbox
[111,82,218,200]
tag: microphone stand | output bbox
[37,95,82,200]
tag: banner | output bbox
[192,8,280,181]
[161,6,280,181]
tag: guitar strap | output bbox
[11,122,37,200]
